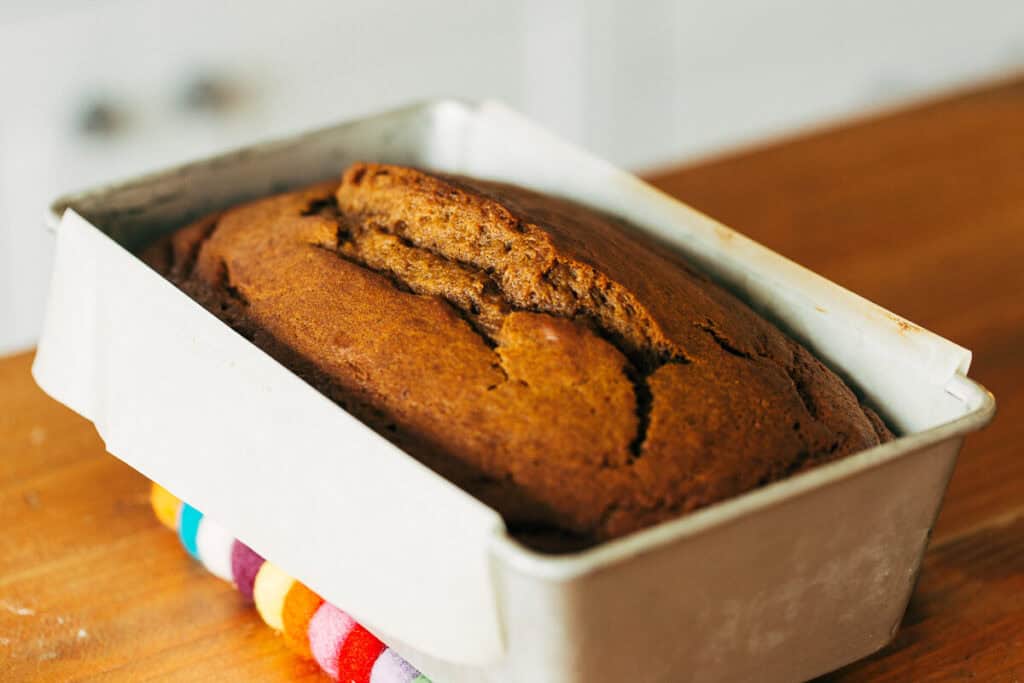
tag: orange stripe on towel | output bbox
[282,581,325,659]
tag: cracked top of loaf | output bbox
[142,162,892,550]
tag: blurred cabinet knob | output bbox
[75,98,123,136]
[179,73,239,114]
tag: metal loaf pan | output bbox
[35,100,994,682]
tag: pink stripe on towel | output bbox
[308,602,357,679]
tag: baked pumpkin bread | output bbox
[143,163,892,548]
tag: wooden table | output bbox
[2,78,1023,682]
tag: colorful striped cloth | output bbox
[150,483,431,682]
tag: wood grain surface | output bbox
[2,78,1023,681]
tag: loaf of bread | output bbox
[143,163,892,549]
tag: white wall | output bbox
[1,0,1022,354]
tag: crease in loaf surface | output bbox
[143,162,893,550]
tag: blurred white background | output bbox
[1,0,1022,355]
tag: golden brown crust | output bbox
[141,163,893,547]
